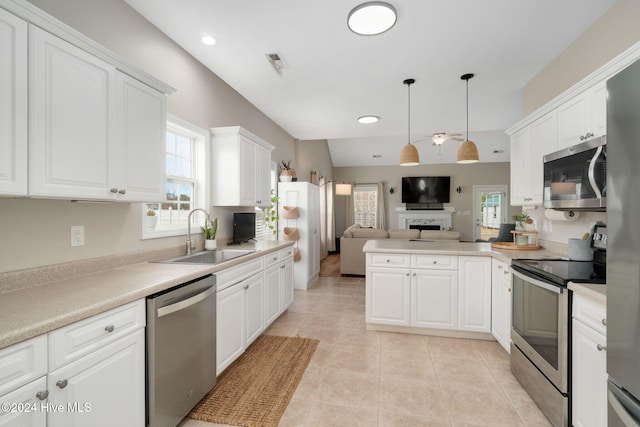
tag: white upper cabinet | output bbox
[211,126,274,207]
[29,27,167,201]
[510,111,557,206]
[114,72,166,202]
[0,9,27,196]
[557,81,606,150]
[29,26,116,200]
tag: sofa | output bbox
[339,226,461,275]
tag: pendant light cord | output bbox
[466,78,469,141]
[403,78,415,145]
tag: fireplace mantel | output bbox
[396,207,455,230]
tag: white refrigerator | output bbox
[278,182,320,289]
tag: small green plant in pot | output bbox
[145,209,158,229]
[262,190,279,238]
[202,217,218,250]
[512,211,530,231]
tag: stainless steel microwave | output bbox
[543,136,606,210]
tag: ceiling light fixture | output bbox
[457,73,480,164]
[432,133,447,146]
[399,78,419,166]
[347,1,397,36]
[358,115,379,124]
[201,35,217,46]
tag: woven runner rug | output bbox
[188,334,319,426]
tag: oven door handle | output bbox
[512,269,563,294]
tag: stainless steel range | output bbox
[510,225,606,427]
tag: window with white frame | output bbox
[254,163,278,241]
[142,116,207,239]
[353,184,377,228]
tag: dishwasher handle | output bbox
[157,285,216,318]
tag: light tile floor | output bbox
[181,276,552,427]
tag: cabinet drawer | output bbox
[216,257,264,291]
[48,299,145,371]
[367,253,410,268]
[573,294,606,336]
[412,254,458,270]
[280,246,295,260]
[263,251,280,268]
[0,335,47,396]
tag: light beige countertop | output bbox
[569,282,607,307]
[0,240,293,349]
[362,239,565,263]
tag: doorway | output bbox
[473,185,508,241]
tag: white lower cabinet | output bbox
[244,273,265,347]
[411,270,458,329]
[572,294,607,427]
[457,256,492,333]
[217,248,295,375]
[0,377,47,427]
[367,254,493,335]
[0,301,145,427]
[491,259,512,352]
[366,267,411,326]
[216,280,246,376]
[47,329,145,427]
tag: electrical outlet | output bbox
[70,225,85,247]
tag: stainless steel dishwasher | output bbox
[146,274,216,427]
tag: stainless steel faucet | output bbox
[186,208,210,255]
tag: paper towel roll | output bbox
[544,209,580,221]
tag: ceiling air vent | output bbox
[266,52,288,74]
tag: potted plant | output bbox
[262,190,280,239]
[145,209,158,230]
[512,211,531,231]
[202,217,218,250]
[279,160,297,182]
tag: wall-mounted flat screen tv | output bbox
[232,212,256,243]
[402,176,451,204]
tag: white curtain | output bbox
[326,182,336,251]
[319,177,327,258]
[317,177,336,258]
[375,182,386,230]
[346,192,354,227]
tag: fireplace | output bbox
[397,207,454,230]
[409,224,441,231]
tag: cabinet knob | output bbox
[280,265,285,269]
[104,325,115,333]
[602,318,607,326]
[597,344,607,352]
[36,390,49,400]
[498,265,502,270]
[56,379,68,389]
[244,285,249,290]
[406,273,410,277]
[413,273,416,276]
[110,188,118,193]
[433,261,437,264]
[386,259,390,263]
[508,287,511,292]
[118,189,126,195]
[273,256,278,261]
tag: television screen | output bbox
[233,212,256,243]
[401,176,451,204]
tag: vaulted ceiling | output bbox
[125,0,617,166]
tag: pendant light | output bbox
[399,78,419,166]
[457,73,480,164]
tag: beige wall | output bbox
[296,140,334,184]
[332,163,516,242]
[0,0,298,273]
[523,0,640,114]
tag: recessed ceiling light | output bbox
[358,115,379,124]
[201,35,217,46]
[348,2,397,36]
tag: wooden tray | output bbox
[491,242,540,250]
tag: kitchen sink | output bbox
[153,249,256,265]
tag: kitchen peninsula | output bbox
[363,239,560,348]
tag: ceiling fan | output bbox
[412,132,464,146]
